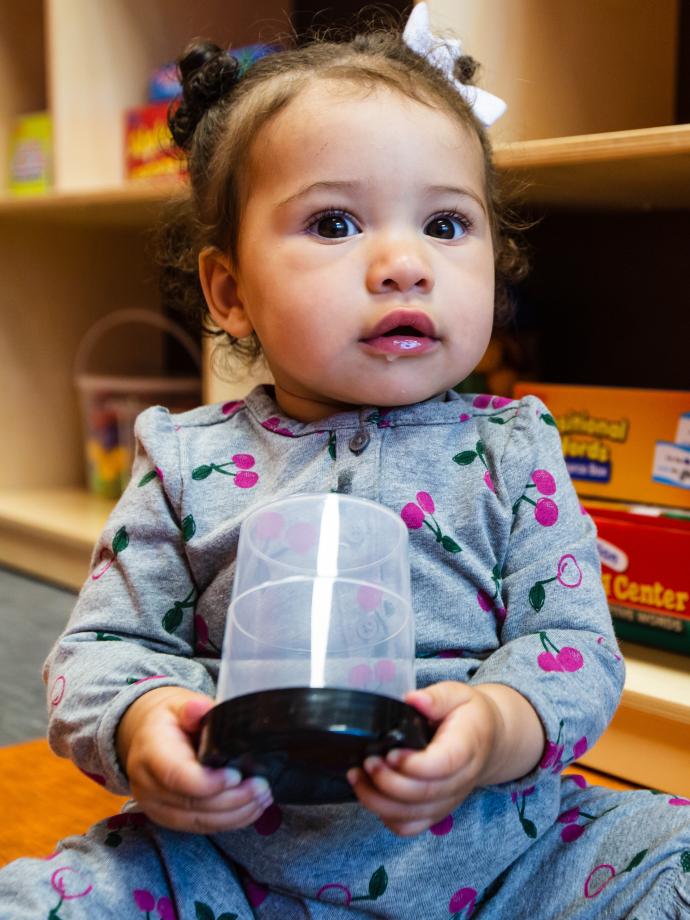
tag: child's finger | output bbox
[156,776,272,814]
[361,755,455,803]
[384,709,476,780]
[348,767,456,825]
[145,794,270,834]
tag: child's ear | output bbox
[198,247,254,339]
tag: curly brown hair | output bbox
[158,21,528,374]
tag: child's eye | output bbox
[424,213,470,240]
[307,210,360,239]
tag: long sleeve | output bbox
[468,396,625,786]
[43,407,215,795]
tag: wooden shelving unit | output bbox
[0,0,687,795]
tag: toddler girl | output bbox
[2,5,689,917]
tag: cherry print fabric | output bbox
[2,385,684,917]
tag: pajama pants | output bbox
[1,779,689,919]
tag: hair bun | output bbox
[168,40,241,151]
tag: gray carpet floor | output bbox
[0,566,76,746]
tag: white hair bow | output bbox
[402,2,507,126]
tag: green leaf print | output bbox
[529,583,546,612]
[112,526,129,555]
[182,514,196,542]
[368,866,388,899]
[192,464,214,481]
[623,850,648,873]
[681,851,690,872]
[453,450,477,466]
[328,431,336,461]
[195,903,215,920]
[541,413,557,427]
[441,535,462,553]
[488,416,506,425]
[520,817,537,838]
[96,632,122,641]
[138,469,158,487]
[163,604,184,634]
[104,831,122,847]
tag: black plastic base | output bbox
[198,687,433,805]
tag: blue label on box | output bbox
[566,458,612,483]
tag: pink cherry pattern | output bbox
[529,554,583,611]
[262,416,295,437]
[317,867,387,906]
[531,469,556,495]
[221,400,244,416]
[430,813,454,836]
[448,886,477,917]
[513,471,560,527]
[192,453,259,489]
[400,493,461,553]
[538,632,584,672]
[50,675,66,707]
[583,850,648,899]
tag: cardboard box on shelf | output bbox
[124,102,186,181]
[585,500,690,656]
[513,383,690,509]
[7,111,52,194]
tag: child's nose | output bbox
[365,242,434,295]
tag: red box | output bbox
[124,102,186,180]
[586,500,690,655]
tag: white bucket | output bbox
[75,309,201,499]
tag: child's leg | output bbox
[0,808,256,919]
[476,777,690,918]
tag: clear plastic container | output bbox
[200,494,431,804]
[216,492,414,701]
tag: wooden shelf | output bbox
[580,641,690,795]
[3,124,690,219]
[0,488,113,590]
[0,178,186,226]
[494,124,690,210]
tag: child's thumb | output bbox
[177,694,215,733]
[405,682,471,723]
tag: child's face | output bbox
[208,81,495,421]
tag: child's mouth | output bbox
[360,312,439,357]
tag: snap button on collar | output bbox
[349,430,370,455]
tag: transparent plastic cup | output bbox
[199,494,431,804]
[216,492,414,702]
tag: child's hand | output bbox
[347,681,544,837]
[116,686,272,833]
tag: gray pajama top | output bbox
[43,386,626,910]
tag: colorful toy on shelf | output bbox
[124,102,185,180]
[125,43,279,181]
[7,111,52,194]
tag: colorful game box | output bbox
[586,499,690,655]
[7,111,52,194]
[513,383,690,509]
[124,102,186,180]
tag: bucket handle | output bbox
[74,308,202,377]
